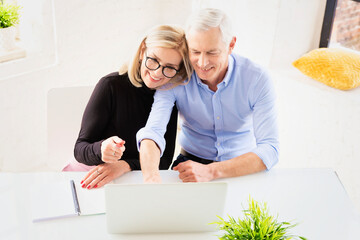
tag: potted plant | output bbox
[212,197,307,240]
[0,0,21,51]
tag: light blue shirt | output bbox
[137,53,279,169]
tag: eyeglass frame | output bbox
[144,54,180,78]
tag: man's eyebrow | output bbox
[190,48,220,53]
[149,53,178,67]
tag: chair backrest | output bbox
[47,86,94,171]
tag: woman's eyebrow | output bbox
[150,53,178,67]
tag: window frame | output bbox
[319,0,338,48]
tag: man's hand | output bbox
[173,160,215,182]
[143,170,162,183]
[139,139,162,183]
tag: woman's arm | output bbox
[74,76,113,165]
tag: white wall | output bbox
[1,0,359,212]
[0,0,192,171]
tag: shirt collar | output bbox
[222,54,234,87]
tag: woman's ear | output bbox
[139,42,146,61]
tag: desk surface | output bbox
[1,168,359,240]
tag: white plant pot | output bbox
[0,26,17,51]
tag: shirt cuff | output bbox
[251,144,279,170]
[136,127,166,157]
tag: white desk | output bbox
[1,168,359,240]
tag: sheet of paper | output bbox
[75,183,105,216]
[31,181,106,222]
[31,181,77,222]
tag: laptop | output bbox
[104,182,228,234]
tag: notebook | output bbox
[105,182,228,233]
[31,180,105,222]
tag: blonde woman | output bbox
[72,25,192,189]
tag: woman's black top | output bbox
[74,72,178,170]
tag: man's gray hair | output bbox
[186,8,233,45]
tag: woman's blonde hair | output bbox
[120,25,193,89]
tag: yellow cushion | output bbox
[293,48,360,90]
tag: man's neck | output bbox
[202,80,220,92]
[200,66,228,92]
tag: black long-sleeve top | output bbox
[74,72,178,170]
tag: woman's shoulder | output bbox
[95,72,135,92]
[98,72,129,85]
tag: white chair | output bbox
[47,86,94,171]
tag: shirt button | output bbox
[217,143,220,146]
[216,116,220,120]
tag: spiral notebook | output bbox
[31,180,105,222]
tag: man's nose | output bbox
[198,53,208,68]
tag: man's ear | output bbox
[228,36,237,54]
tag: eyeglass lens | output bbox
[145,57,178,78]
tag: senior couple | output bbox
[73,8,279,189]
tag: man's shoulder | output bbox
[231,53,267,76]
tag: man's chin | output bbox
[197,73,212,82]
[195,68,214,78]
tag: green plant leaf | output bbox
[211,197,307,240]
[0,2,21,28]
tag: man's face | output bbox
[187,27,234,86]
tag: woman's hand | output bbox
[80,160,131,189]
[101,136,125,163]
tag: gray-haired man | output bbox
[137,8,279,182]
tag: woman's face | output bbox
[140,47,182,89]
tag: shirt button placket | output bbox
[213,92,222,160]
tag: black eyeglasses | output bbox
[145,54,180,78]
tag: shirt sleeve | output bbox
[249,70,280,170]
[136,88,176,157]
[74,78,112,166]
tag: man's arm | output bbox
[173,152,266,182]
[139,139,162,183]
[136,88,176,182]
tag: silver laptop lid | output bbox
[105,182,227,234]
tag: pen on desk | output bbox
[70,180,81,216]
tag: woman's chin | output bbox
[144,79,161,89]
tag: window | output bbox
[320,0,360,51]
[0,0,57,81]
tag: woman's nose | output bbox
[153,67,163,77]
